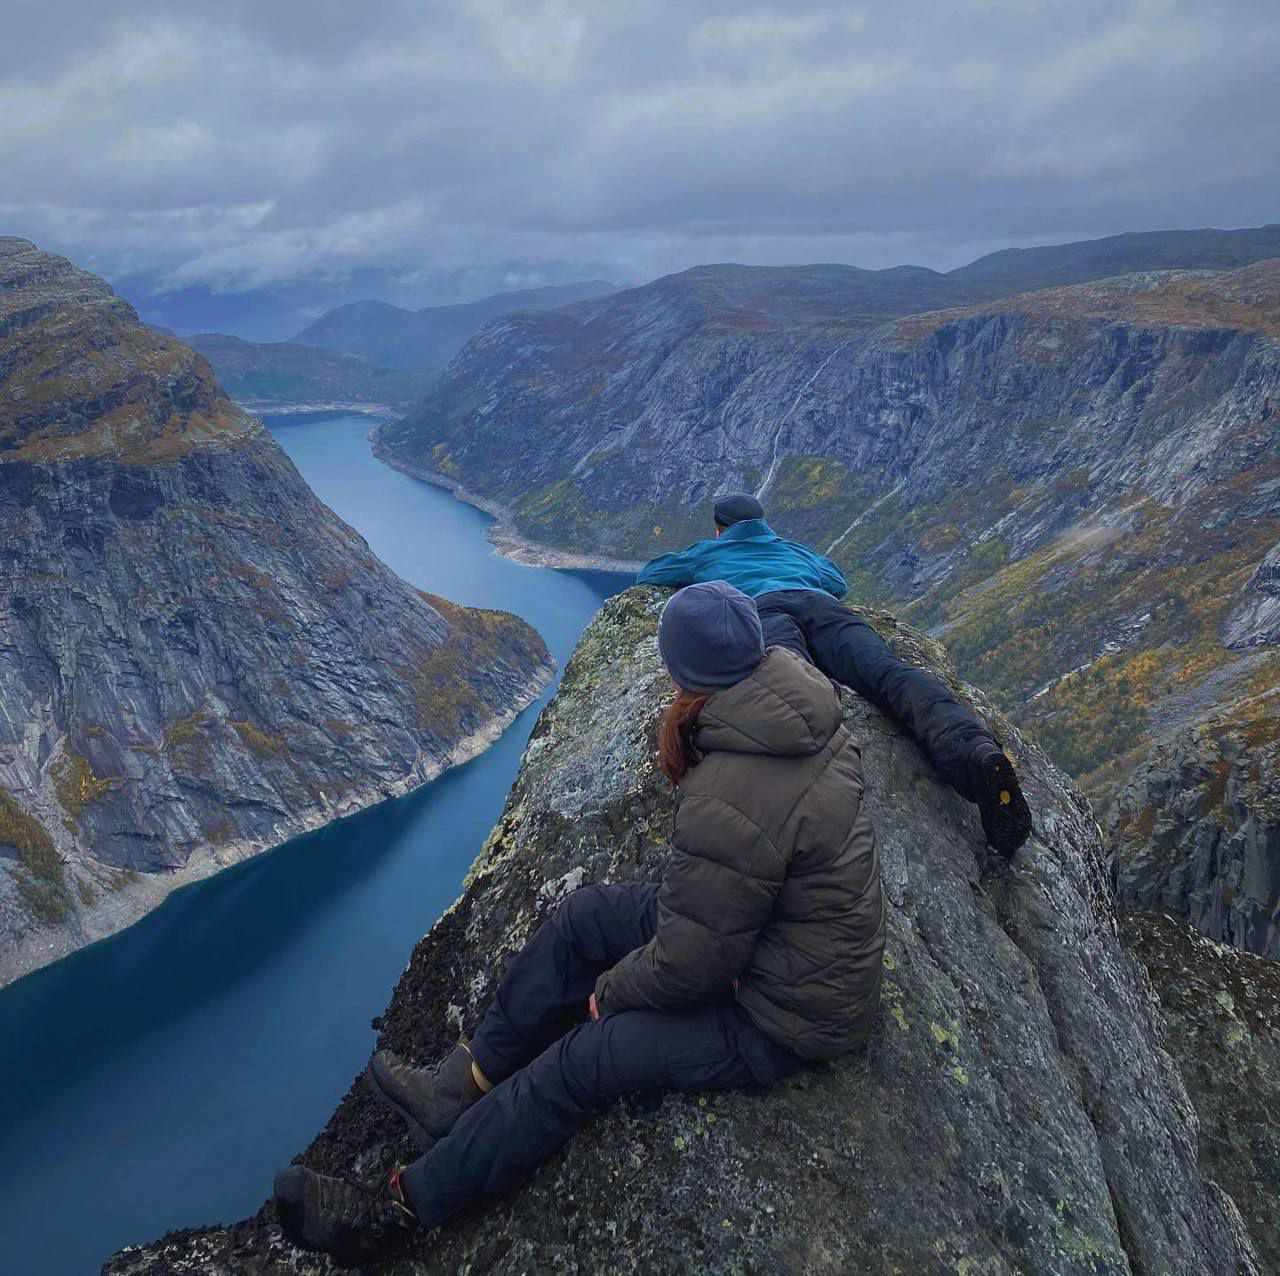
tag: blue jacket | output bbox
[636,519,847,600]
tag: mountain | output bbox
[106,589,1265,1274]
[951,222,1280,290]
[378,248,1279,825]
[0,238,553,987]
[188,332,429,406]
[292,281,620,373]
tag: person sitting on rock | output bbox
[636,492,1032,856]
[273,581,887,1263]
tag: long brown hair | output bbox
[659,690,712,788]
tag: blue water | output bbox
[0,414,629,1275]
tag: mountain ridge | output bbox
[292,279,619,373]
[375,244,1280,956]
[0,237,554,985]
[188,332,430,406]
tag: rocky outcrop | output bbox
[188,333,429,407]
[1111,687,1280,959]
[1226,542,1280,650]
[292,281,619,374]
[0,238,553,986]
[1122,913,1280,1273]
[106,588,1262,1275]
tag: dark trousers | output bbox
[756,589,994,802]
[401,884,799,1228]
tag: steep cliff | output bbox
[381,255,1279,806]
[1122,913,1280,1273]
[1111,685,1280,958]
[0,238,553,987]
[106,588,1263,1275]
[188,333,428,407]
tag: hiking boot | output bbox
[970,747,1032,856]
[366,1041,486,1150]
[273,1163,416,1265]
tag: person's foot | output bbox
[970,747,1032,856]
[366,1041,486,1150]
[273,1163,416,1265]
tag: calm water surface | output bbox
[0,414,629,1275]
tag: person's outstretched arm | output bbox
[635,541,712,588]
[593,794,785,1012]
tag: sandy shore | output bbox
[370,433,645,574]
[239,399,408,419]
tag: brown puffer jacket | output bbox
[595,646,885,1060]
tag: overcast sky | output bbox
[3,0,1278,308]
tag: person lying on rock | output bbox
[273,581,888,1263]
[636,492,1032,857]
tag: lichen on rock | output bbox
[1122,912,1280,1273]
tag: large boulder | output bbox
[106,589,1261,1274]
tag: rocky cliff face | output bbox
[1226,542,1280,650]
[1111,685,1280,958]
[0,238,553,987]
[188,333,429,407]
[1122,913,1280,1273]
[378,250,1280,966]
[106,588,1263,1275]
[380,260,1280,790]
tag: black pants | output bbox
[401,884,800,1227]
[755,590,994,802]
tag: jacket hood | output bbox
[695,647,843,758]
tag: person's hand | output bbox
[588,993,600,1021]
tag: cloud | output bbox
[1,0,1277,304]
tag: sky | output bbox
[3,0,1278,334]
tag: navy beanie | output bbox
[658,581,765,692]
[713,492,765,527]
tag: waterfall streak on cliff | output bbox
[826,481,906,555]
[755,341,850,500]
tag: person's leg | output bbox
[765,590,991,795]
[402,1001,798,1229]
[469,882,660,1082]
[367,883,661,1147]
[773,589,1031,852]
[755,594,815,664]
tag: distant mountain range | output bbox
[376,222,1280,958]
[290,280,620,374]
[189,279,620,406]
[188,332,430,405]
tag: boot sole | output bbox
[364,1059,436,1152]
[978,751,1032,856]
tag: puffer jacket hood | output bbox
[695,647,842,759]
